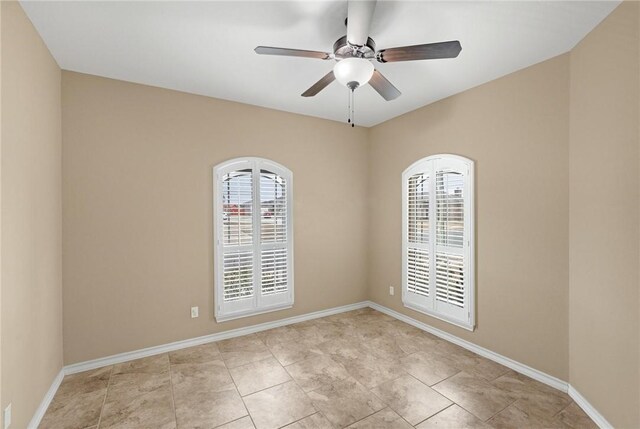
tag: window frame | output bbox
[402,154,475,331]
[213,157,294,322]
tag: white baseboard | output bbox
[367,302,569,392]
[27,369,64,429]
[64,301,369,375]
[369,301,614,429]
[568,384,613,429]
[31,299,613,429]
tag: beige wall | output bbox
[367,54,571,380]
[62,71,369,364]
[1,2,62,428]
[569,2,640,428]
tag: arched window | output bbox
[213,158,293,322]
[402,154,475,330]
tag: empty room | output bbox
[1,0,639,428]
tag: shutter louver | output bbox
[407,248,430,297]
[435,253,465,307]
[436,170,464,248]
[408,174,430,244]
[406,173,430,298]
[261,248,288,295]
[222,170,253,246]
[260,170,287,243]
[223,251,254,302]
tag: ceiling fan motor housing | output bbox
[333,35,376,59]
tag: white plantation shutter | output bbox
[214,158,293,321]
[405,173,431,303]
[402,155,474,330]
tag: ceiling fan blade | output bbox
[301,71,336,97]
[347,0,377,47]
[376,40,462,63]
[369,70,401,101]
[255,46,331,60]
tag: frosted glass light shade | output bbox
[333,58,374,88]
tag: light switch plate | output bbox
[389,286,395,296]
[191,306,199,318]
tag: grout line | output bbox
[429,370,462,388]
[483,397,519,423]
[551,399,574,419]
[239,378,293,398]
[413,403,455,427]
[212,415,252,429]
[95,365,114,429]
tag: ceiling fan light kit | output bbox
[333,58,374,90]
[255,0,462,126]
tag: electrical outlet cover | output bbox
[191,306,199,318]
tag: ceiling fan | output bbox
[254,0,462,125]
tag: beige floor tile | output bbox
[176,382,247,429]
[269,337,326,366]
[313,321,359,342]
[284,412,335,428]
[172,360,247,428]
[112,353,170,375]
[416,404,493,429]
[488,403,559,429]
[100,374,175,429]
[169,342,220,364]
[109,371,171,396]
[432,372,518,421]
[395,332,442,355]
[218,334,274,369]
[352,320,392,341]
[441,347,509,382]
[335,352,406,389]
[39,388,107,429]
[320,338,405,388]
[55,367,112,400]
[552,402,598,429]
[383,320,425,337]
[285,355,353,392]
[40,367,112,429]
[371,374,452,425]
[229,356,292,396]
[361,335,411,361]
[400,351,460,386]
[347,408,413,429]
[243,381,316,429]
[307,378,386,428]
[293,324,324,342]
[492,371,571,420]
[171,359,233,391]
[40,313,599,429]
[257,326,302,347]
[216,416,256,429]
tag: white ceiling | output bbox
[21,1,620,127]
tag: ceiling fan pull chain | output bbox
[351,89,355,127]
[347,89,351,125]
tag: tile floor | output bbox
[40,308,597,429]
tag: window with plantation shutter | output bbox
[214,158,293,322]
[402,155,474,330]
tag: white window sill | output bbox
[403,300,475,331]
[215,303,293,323]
